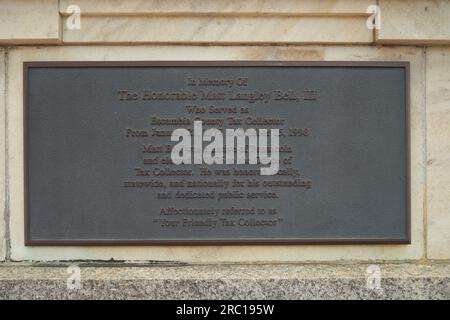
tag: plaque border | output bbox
[23,61,411,246]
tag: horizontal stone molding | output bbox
[58,0,375,45]
[59,0,375,16]
[0,0,449,45]
[62,16,372,44]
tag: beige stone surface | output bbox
[6,45,425,262]
[63,16,372,44]
[426,47,450,259]
[378,0,450,44]
[59,0,374,15]
[0,0,60,44]
[0,49,5,261]
[1,263,449,280]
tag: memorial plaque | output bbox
[24,61,410,245]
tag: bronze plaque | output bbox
[24,61,410,245]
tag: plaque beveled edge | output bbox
[23,61,411,246]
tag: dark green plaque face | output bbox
[24,61,410,245]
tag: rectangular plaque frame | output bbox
[24,61,411,246]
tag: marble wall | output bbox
[426,48,450,259]
[0,0,449,262]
